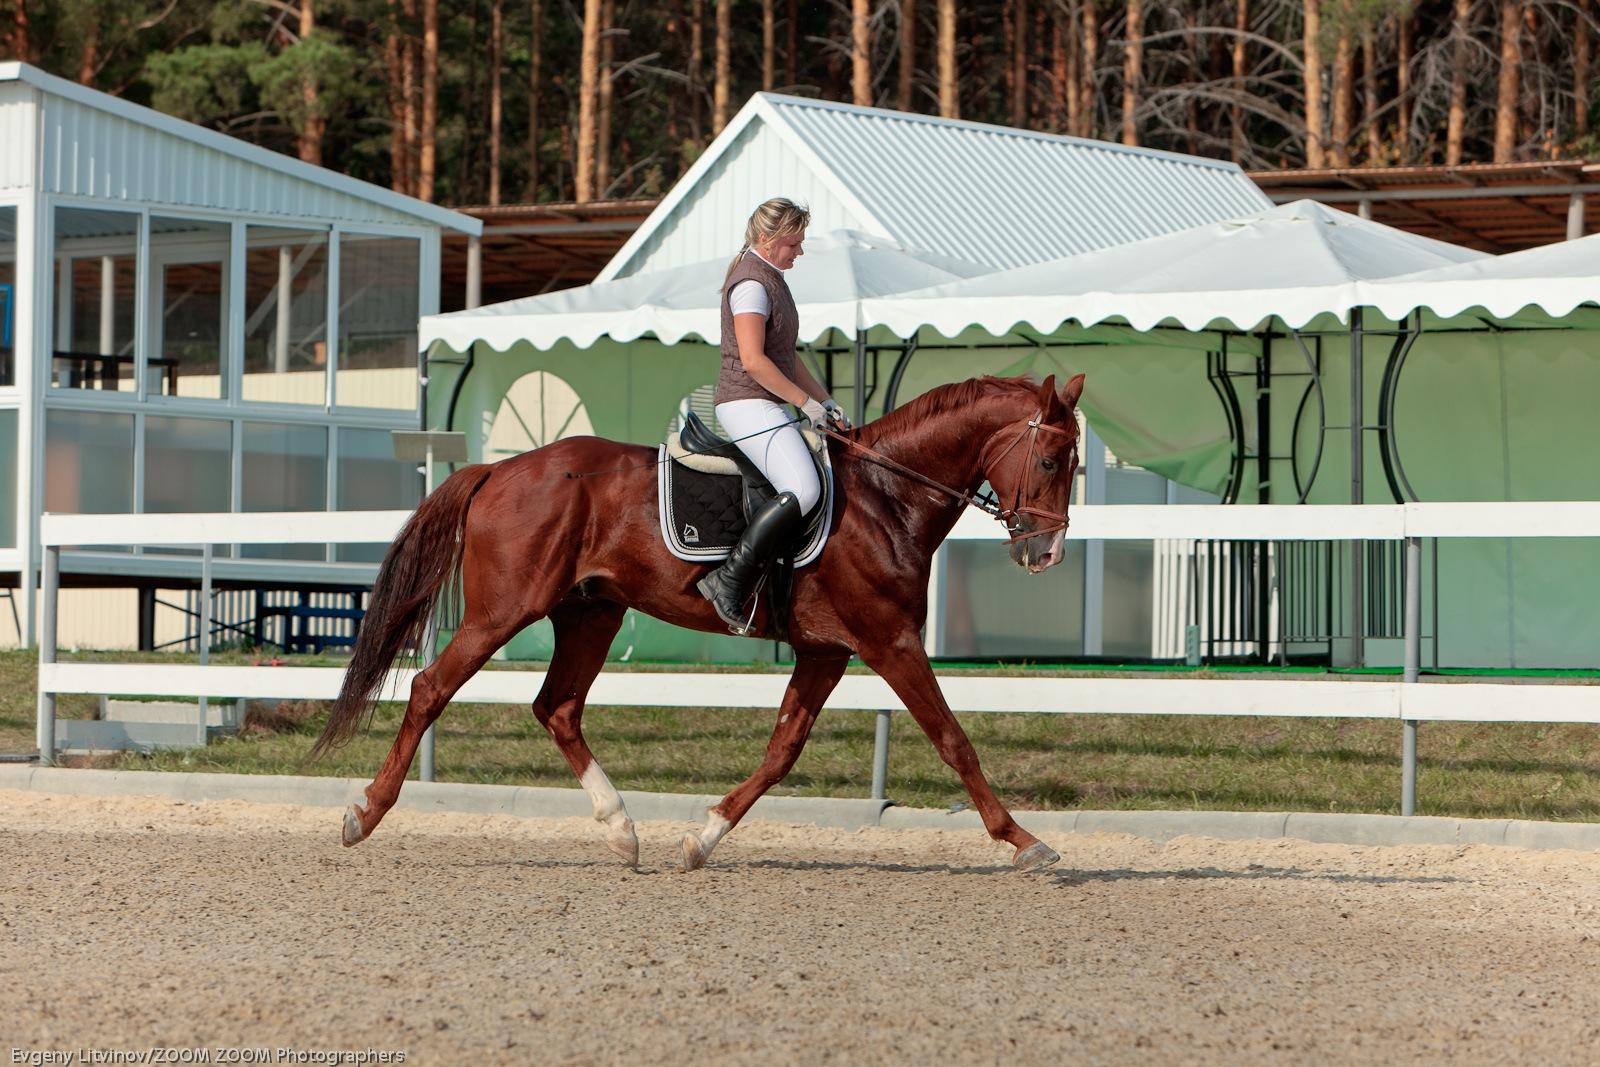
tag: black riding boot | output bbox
[696,491,805,635]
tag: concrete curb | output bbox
[2,766,1598,851]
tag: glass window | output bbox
[939,540,1087,658]
[44,411,135,551]
[336,233,419,410]
[52,207,139,393]
[335,428,422,562]
[241,421,327,560]
[0,206,15,387]
[0,408,16,547]
[149,216,230,399]
[244,226,329,405]
[144,416,231,513]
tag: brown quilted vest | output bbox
[715,251,800,405]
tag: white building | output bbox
[0,62,481,648]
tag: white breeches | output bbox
[714,398,822,514]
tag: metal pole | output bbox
[870,709,891,800]
[36,545,59,765]
[419,443,437,782]
[199,543,213,745]
[1401,534,1420,816]
[1568,192,1586,241]
[466,236,483,310]
[1349,307,1365,668]
[852,329,867,427]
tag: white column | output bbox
[98,255,114,355]
[1357,199,1373,221]
[17,194,42,647]
[275,245,292,374]
[1568,193,1586,241]
[466,235,482,310]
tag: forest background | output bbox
[3,1,1599,208]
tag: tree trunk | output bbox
[714,0,730,131]
[1079,1,1098,137]
[787,0,798,86]
[597,0,614,193]
[489,0,504,204]
[1576,0,1591,136]
[420,0,438,200]
[1303,0,1323,167]
[1397,11,1412,161]
[13,0,28,64]
[1012,0,1028,126]
[77,20,98,85]
[1493,0,1521,161]
[689,0,704,141]
[1231,0,1247,161]
[1361,25,1379,163]
[1329,26,1351,167]
[852,0,871,105]
[576,0,600,201]
[1121,0,1141,146]
[298,0,325,166]
[1446,0,1468,164]
[763,0,775,90]
[405,0,420,193]
[1055,8,1072,132]
[898,0,915,110]
[938,0,957,116]
[1182,6,1199,154]
[386,0,408,193]
[526,0,542,199]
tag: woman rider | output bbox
[696,197,852,634]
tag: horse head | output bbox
[979,373,1085,574]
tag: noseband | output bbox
[824,410,1074,545]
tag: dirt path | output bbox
[2,789,1598,1066]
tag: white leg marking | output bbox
[680,810,732,871]
[580,760,638,865]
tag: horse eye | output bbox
[1041,457,1058,473]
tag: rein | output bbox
[824,410,1073,544]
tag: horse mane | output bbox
[863,375,1034,446]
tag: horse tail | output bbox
[310,463,497,760]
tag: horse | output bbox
[312,371,1086,872]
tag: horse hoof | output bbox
[607,823,640,867]
[679,833,709,872]
[1013,840,1060,873]
[342,805,368,848]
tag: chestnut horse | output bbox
[313,372,1085,872]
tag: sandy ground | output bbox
[2,791,1599,1066]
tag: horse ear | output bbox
[1060,373,1086,408]
[1037,374,1058,410]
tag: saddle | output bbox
[656,412,833,570]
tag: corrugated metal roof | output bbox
[601,93,1269,279]
[0,62,480,235]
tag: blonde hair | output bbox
[723,197,811,289]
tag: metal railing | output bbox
[37,502,1600,816]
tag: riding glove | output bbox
[822,398,853,430]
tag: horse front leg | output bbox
[859,633,1060,872]
[680,653,849,871]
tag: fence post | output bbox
[870,709,891,801]
[1401,534,1420,816]
[419,618,437,782]
[36,544,60,765]
[198,543,213,745]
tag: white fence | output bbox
[35,503,1600,815]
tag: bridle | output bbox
[824,410,1075,544]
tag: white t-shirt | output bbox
[728,248,784,318]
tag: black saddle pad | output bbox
[656,447,832,565]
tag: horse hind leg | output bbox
[533,598,638,866]
[342,612,519,846]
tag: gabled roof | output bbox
[599,93,1270,281]
[0,62,479,235]
[862,199,1487,336]
[1358,228,1600,321]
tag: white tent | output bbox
[421,229,993,352]
[1356,229,1600,321]
[861,200,1487,337]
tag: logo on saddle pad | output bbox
[682,523,700,544]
